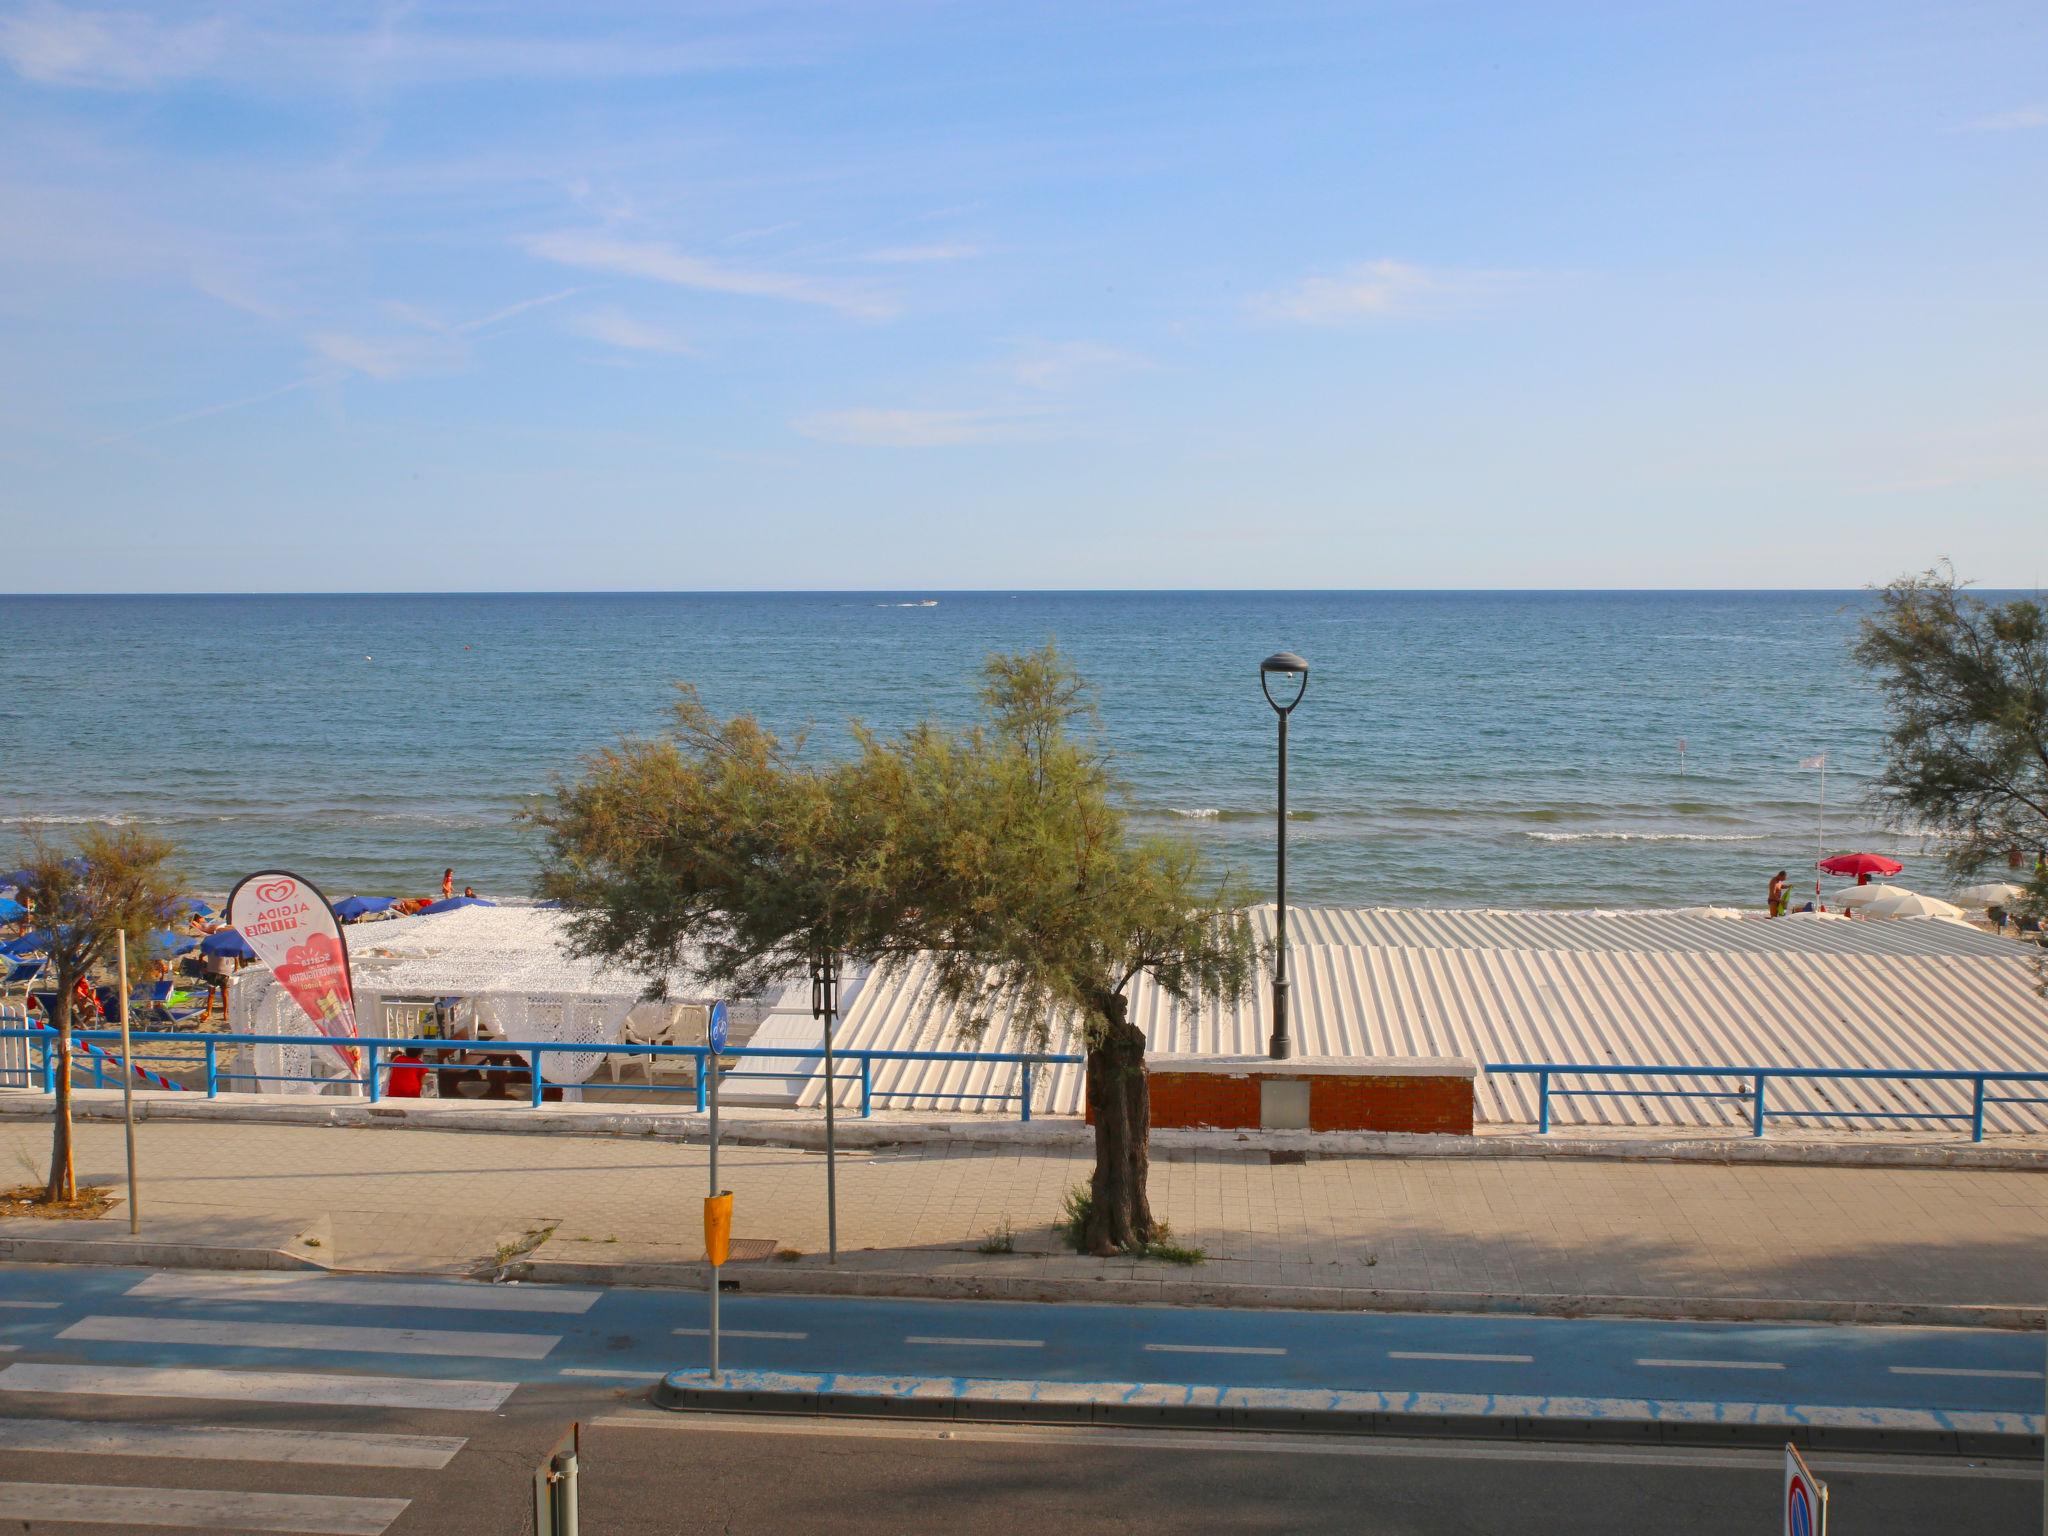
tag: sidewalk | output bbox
[3,1115,2045,1326]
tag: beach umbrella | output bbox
[199,928,257,960]
[1830,885,1888,910]
[333,895,399,922]
[416,896,497,915]
[1861,887,1964,921]
[172,896,214,917]
[150,929,201,956]
[1,869,31,890]
[1,932,46,956]
[0,897,25,922]
[1817,852,1904,882]
[1954,881,2025,907]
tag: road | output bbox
[0,1262,2040,1532]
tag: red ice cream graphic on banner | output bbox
[227,871,360,1073]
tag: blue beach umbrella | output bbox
[151,930,201,956]
[199,928,257,961]
[1,932,46,956]
[0,897,25,922]
[333,895,398,922]
[417,896,496,915]
[1,869,32,891]
[172,896,214,918]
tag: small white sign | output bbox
[1783,1443,1826,1536]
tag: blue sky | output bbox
[3,1,2044,592]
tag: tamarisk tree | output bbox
[533,645,1257,1255]
[1855,566,2048,929]
[9,827,182,1203]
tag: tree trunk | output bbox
[46,983,76,1204]
[1081,991,1152,1255]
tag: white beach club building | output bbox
[225,902,2048,1136]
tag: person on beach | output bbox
[463,886,476,899]
[1766,870,1789,918]
[441,868,454,900]
[198,948,236,1022]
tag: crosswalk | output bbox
[0,1270,605,1534]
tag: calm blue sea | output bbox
[0,591,1934,910]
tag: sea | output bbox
[0,590,1951,911]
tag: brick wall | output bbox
[1114,1068,1473,1135]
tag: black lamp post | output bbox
[1260,651,1309,1060]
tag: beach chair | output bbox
[608,1004,700,1085]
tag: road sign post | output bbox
[704,1000,731,1382]
[1784,1443,1827,1536]
[532,1421,580,1536]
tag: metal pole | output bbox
[816,948,840,1263]
[1270,708,1291,1060]
[116,930,138,1235]
[1816,755,1827,902]
[707,1047,720,1384]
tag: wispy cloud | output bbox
[1010,339,1150,391]
[521,232,896,320]
[0,3,221,89]
[860,243,982,264]
[309,331,465,382]
[565,306,699,356]
[1255,258,1514,324]
[1959,105,2047,132]
[0,5,810,92]
[793,408,1038,447]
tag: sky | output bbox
[2,1,2044,592]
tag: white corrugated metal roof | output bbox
[808,905,2048,1133]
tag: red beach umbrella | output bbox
[1818,852,1904,886]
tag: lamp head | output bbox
[1260,651,1309,713]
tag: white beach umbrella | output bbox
[1861,886,1964,920]
[1953,881,2024,907]
[1829,885,1888,910]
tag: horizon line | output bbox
[10,585,2033,600]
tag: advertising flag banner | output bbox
[227,871,360,1073]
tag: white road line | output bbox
[1891,1365,2046,1381]
[905,1335,1044,1349]
[0,1481,409,1534]
[0,1362,515,1412]
[0,1417,465,1468]
[674,1327,809,1341]
[1143,1343,1287,1357]
[63,1314,559,1361]
[1636,1358,1785,1372]
[0,1300,58,1310]
[126,1272,601,1315]
[1389,1351,1535,1364]
[560,1367,662,1379]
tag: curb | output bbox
[0,1235,324,1273]
[509,1256,2048,1332]
[648,1367,2042,1459]
[10,1092,2048,1171]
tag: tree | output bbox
[1854,566,2048,924]
[533,645,1258,1255]
[9,827,183,1203]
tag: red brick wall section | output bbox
[1123,1069,1473,1135]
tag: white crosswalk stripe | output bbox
[0,1481,409,1534]
[127,1271,602,1314]
[0,1361,517,1411]
[0,1417,467,1468]
[62,1313,561,1360]
[0,1357,508,1534]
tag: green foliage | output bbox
[1058,1183,1202,1263]
[977,1217,1016,1255]
[1855,566,2048,923]
[8,825,184,1202]
[531,644,1260,1047]
[1058,1182,1094,1249]
[10,825,187,999]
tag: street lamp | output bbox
[1260,651,1309,1061]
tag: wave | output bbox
[2,812,173,826]
[1523,830,1770,844]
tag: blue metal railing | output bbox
[1484,1061,2048,1143]
[0,1027,1080,1123]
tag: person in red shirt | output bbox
[441,869,454,900]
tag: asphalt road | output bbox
[0,1262,2041,1532]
